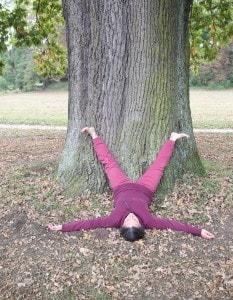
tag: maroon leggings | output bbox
[93,137,175,193]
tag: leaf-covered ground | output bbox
[0,129,232,300]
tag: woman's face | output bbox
[122,213,141,228]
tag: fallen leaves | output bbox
[79,247,92,257]
[0,130,233,299]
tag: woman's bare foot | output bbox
[170,132,189,141]
[81,127,98,139]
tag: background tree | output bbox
[0,47,40,91]
[1,0,232,86]
[57,0,203,197]
[0,0,233,197]
[58,0,233,197]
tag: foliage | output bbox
[190,0,233,71]
[1,0,233,82]
[190,42,233,88]
[0,46,40,91]
[34,38,67,78]
[0,0,67,78]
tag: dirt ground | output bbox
[0,129,232,300]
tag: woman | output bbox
[48,127,214,242]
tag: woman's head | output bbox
[121,213,145,242]
[120,226,145,242]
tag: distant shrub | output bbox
[190,43,233,89]
[0,77,8,90]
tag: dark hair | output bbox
[120,226,145,242]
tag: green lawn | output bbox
[0,89,232,128]
[0,90,68,126]
[190,88,233,129]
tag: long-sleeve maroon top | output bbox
[62,183,202,236]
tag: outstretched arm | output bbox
[48,217,114,232]
[145,215,215,239]
[48,209,122,232]
[60,216,116,232]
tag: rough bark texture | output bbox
[58,0,204,197]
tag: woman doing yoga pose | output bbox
[48,127,214,242]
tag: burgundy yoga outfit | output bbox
[62,137,202,236]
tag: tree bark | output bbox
[58,0,204,197]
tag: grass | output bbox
[201,159,231,177]
[0,88,232,128]
[190,88,233,129]
[201,159,232,178]
[46,81,68,91]
[0,90,68,126]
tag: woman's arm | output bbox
[145,215,214,239]
[48,217,115,232]
[60,216,117,232]
[48,210,121,232]
[48,220,214,239]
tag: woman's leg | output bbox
[81,127,131,190]
[136,132,189,192]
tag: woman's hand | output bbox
[201,229,215,239]
[48,223,62,231]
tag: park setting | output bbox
[0,0,233,299]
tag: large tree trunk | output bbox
[58,0,204,197]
